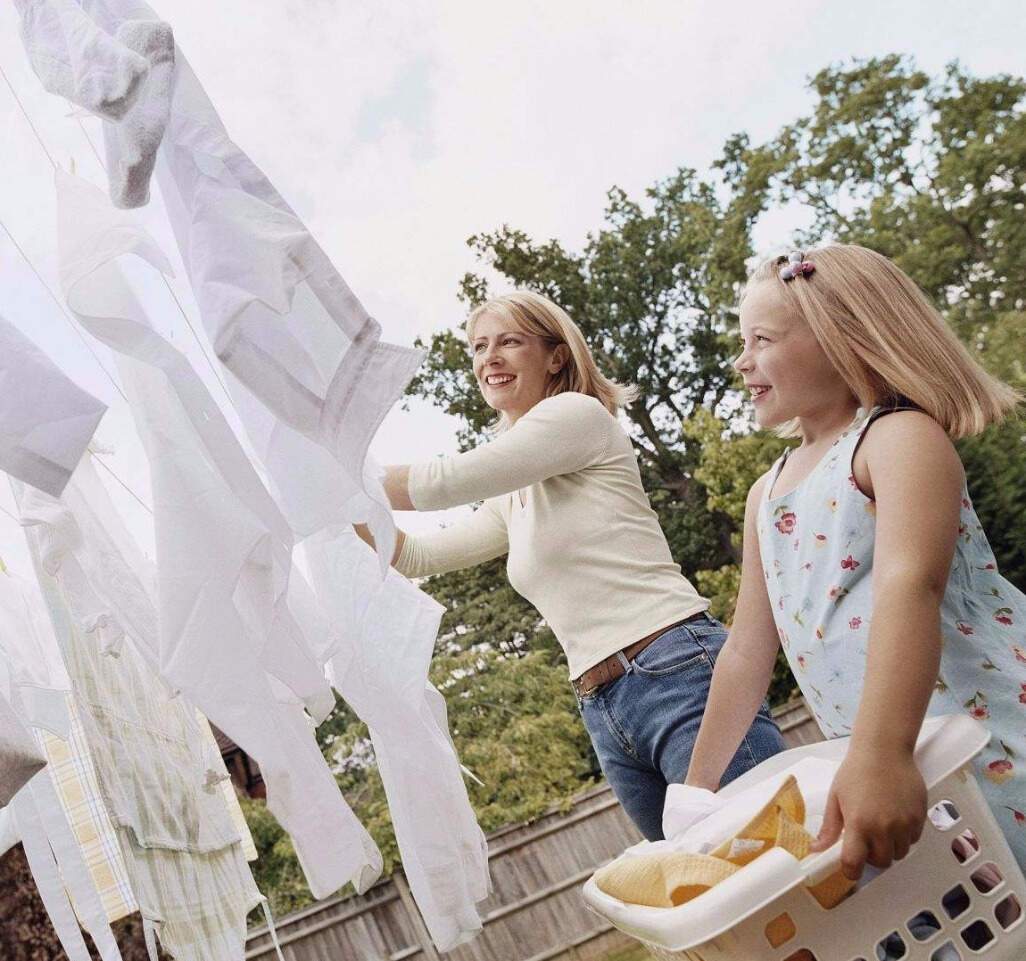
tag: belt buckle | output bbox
[574,670,603,699]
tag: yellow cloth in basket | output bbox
[594,775,853,909]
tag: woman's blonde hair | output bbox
[466,291,637,427]
[744,244,1022,438]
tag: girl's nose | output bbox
[733,349,751,373]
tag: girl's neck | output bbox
[796,399,861,447]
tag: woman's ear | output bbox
[549,343,570,373]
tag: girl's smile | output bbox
[735,280,857,437]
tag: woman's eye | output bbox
[502,338,519,346]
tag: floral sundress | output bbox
[758,407,1026,869]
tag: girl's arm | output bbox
[685,473,782,789]
[812,411,962,880]
[382,392,612,512]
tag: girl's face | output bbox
[470,312,567,423]
[735,280,854,430]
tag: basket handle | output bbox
[801,841,845,886]
[800,715,991,888]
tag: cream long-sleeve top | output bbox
[396,392,708,679]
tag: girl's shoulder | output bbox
[857,407,958,463]
[854,408,963,499]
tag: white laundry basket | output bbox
[582,715,1026,961]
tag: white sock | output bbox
[105,19,174,209]
[15,0,149,121]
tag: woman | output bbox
[359,291,783,840]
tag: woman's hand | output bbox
[811,745,928,880]
[383,465,414,511]
[353,522,406,566]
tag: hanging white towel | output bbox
[12,0,148,121]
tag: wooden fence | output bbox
[246,699,824,961]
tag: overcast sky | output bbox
[0,0,1022,565]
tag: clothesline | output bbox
[0,210,153,514]
[0,212,128,406]
[0,61,57,171]
[0,60,129,405]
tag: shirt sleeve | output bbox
[394,498,509,578]
[407,392,613,511]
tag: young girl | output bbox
[684,245,1025,880]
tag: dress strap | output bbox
[850,404,922,463]
[764,447,793,504]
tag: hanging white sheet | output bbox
[88,0,489,942]
[308,531,491,950]
[86,0,422,566]
[0,315,105,498]
[55,167,382,899]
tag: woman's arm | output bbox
[356,498,509,578]
[812,411,962,879]
[354,522,406,566]
[382,466,413,511]
[398,393,612,512]
[684,474,782,789]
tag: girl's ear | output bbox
[550,343,570,373]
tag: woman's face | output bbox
[470,312,567,423]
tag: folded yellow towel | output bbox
[594,776,854,910]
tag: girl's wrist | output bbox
[848,733,916,763]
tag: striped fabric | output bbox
[38,705,258,927]
[40,707,137,922]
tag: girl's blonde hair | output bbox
[466,291,637,427]
[744,244,1021,438]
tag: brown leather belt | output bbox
[571,613,704,698]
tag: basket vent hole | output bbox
[929,942,962,961]
[942,884,971,920]
[969,862,1003,894]
[995,893,1022,930]
[907,910,942,942]
[928,800,961,830]
[951,829,980,864]
[875,931,907,960]
[782,951,819,961]
[765,912,797,948]
[960,919,994,951]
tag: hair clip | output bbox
[779,251,815,281]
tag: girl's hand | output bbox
[810,746,927,880]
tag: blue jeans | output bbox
[577,613,784,841]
